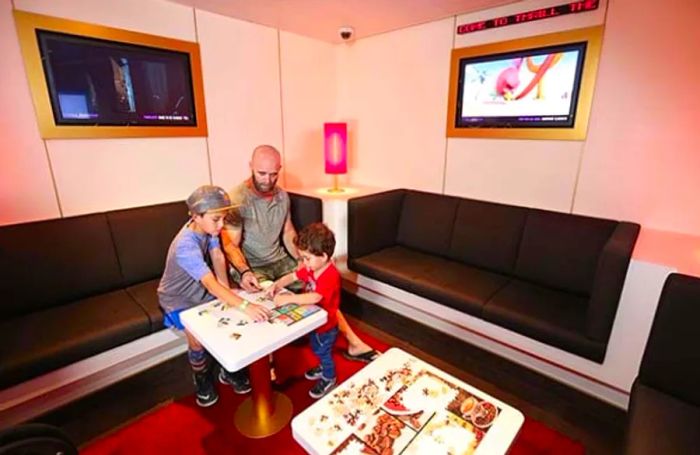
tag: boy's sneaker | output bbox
[304,366,323,381]
[219,369,252,394]
[194,371,219,408]
[196,389,219,407]
[309,377,336,399]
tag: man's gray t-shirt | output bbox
[229,181,290,268]
[157,223,219,313]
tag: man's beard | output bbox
[252,173,276,193]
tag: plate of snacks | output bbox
[470,400,498,429]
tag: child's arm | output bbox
[274,290,322,307]
[264,271,297,298]
[200,272,270,321]
[210,247,230,288]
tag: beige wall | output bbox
[0,0,59,225]
[337,18,455,194]
[573,0,700,234]
[279,31,337,190]
[196,9,284,191]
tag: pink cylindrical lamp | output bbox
[324,122,347,192]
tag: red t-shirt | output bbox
[295,262,340,332]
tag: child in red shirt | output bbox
[266,223,340,398]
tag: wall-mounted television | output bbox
[38,31,196,127]
[447,26,604,140]
[14,11,207,139]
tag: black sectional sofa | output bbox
[624,273,700,454]
[0,192,322,390]
[347,189,640,363]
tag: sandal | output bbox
[343,349,380,363]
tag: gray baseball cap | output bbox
[186,185,234,214]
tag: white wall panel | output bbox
[47,138,209,216]
[337,18,454,193]
[445,138,582,211]
[0,1,59,225]
[196,10,283,190]
[279,31,336,190]
[445,0,607,210]
[573,0,700,234]
[15,0,195,41]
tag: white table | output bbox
[181,290,327,438]
[292,348,524,455]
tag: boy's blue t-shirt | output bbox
[157,223,220,314]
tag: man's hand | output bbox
[240,271,261,292]
[244,302,270,322]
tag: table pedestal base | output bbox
[234,392,293,438]
[234,355,293,438]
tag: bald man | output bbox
[222,145,379,362]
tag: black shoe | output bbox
[309,377,336,399]
[304,366,323,381]
[196,389,219,407]
[219,369,252,394]
[194,371,219,407]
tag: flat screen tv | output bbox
[14,10,207,138]
[37,30,196,127]
[446,26,603,140]
[456,42,586,129]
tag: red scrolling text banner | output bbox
[457,0,599,35]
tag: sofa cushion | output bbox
[397,191,459,257]
[126,279,164,332]
[0,214,123,319]
[448,199,527,274]
[350,246,509,316]
[0,290,150,389]
[107,202,188,286]
[625,381,700,455]
[483,280,605,361]
[514,210,617,296]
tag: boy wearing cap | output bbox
[158,185,270,407]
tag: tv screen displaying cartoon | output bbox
[37,30,197,127]
[455,42,587,129]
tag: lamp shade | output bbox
[324,122,347,175]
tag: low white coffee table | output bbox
[292,347,524,454]
[181,290,327,438]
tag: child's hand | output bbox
[244,303,270,322]
[273,293,290,307]
[263,281,279,299]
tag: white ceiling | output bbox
[169,0,521,43]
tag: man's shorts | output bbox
[231,255,302,290]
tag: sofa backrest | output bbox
[447,198,528,275]
[107,201,189,286]
[638,273,700,407]
[514,209,618,296]
[348,190,405,259]
[0,214,123,319]
[397,191,459,257]
[288,192,323,231]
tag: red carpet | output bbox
[81,328,584,454]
